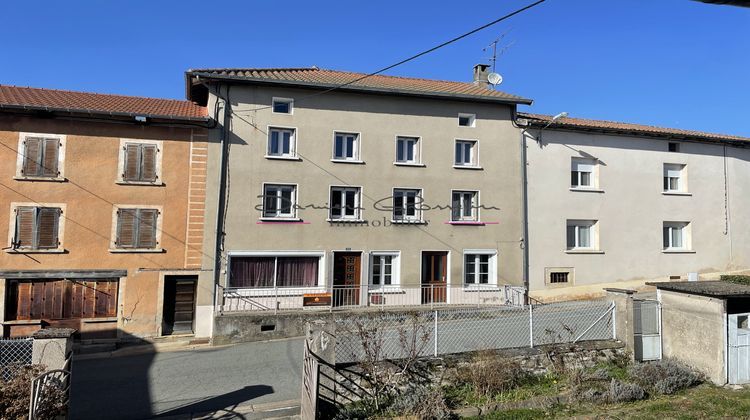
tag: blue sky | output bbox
[2,1,748,136]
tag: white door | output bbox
[634,299,661,361]
[728,313,750,384]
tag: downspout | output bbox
[512,108,531,303]
[213,84,232,292]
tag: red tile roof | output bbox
[519,112,750,143]
[187,67,532,104]
[0,85,207,121]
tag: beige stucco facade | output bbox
[0,114,208,339]
[198,84,526,312]
[525,127,750,301]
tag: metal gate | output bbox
[634,299,661,361]
[728,312,750,384]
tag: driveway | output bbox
[70,337,304,420]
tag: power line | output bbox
[240,0,548,113]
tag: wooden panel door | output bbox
[421,252,448,304]
[163,276,197,335]
[333,252,361,307]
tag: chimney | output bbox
[472,64,491,88]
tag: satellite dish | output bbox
[487,72,503,86]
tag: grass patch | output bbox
[445,373,565,408]
[468,408,547,419]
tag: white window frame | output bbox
[392,188,423,222]
[226,251,326,293]
[663,163,687,193]
[571,158,597,189]
[368,251,401,289]
[271,97,294,114]
[394,136,422,165]
[451,190,479,222]
[462,249,497,287]
[261,183,298,219]
[329,186,362,221]
[663,221,691,251]
[566,220,598,251]
[15,132,67,181]
[109,204,164,253]
[116,138,164,185]
[266,126,298,159]
[458,113,476,128]
[7,202,67,253]
[454,140,477,167]
[332,131,361,162]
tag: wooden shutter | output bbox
[41,138,60,177]
[116,209,137,248]
[37,207,60,249]
[140,144,157,182]
[137,209,158,248]
[22,137,42,176]
[14,207,36,248]
[123,144,141,181]
[15,282,32,320]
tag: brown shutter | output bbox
[123,144,140,181]
[41,138,60,177]
[14,207,36,248]
[37,207,60,249]
[107,280,119,317]
[140,144,157,182]
[70,281,84,318]
[16,282,32,320]
[83,281,96,318]
[116,209,137,248]
[30,281,44,319]
[22,137,42,176]
[137,209,158,248]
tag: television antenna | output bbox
[483,30,516,73]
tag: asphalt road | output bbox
[70,337,304,420]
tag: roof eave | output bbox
[0,103,209,125]
[186,71,533,106]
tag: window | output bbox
[13,206,61,250]
[229,255,320,288]
[663,164,686,192]
[333,132,360,161]
[370,252,400,287]
[668,142,680,153]
[458,113,476,127]
[395,136,420,164]
[6,279,118,321]
[267,127,296,158]
[663,222,690,250]
[19,135,61,178]
[464,251,497,285]
[115,208,159,249]
[454,140,477,166]
[122,142,159,182]
[451,191,478,221]
[330,186,361,220]
[393,189,422,222]
[566,220,597,250]
[571,158,596,188]
[545,267,574,286]
[263,184,297,218]
[550,272,569,284]
[272,98,293,114]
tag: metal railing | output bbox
[216,283,525,314]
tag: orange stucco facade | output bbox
[0,114,208,339]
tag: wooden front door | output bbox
[163,276,197,335]
[333,252,361,307]
[421,252,448,304]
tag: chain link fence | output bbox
[1,337,33,381]
[334,300,615,364]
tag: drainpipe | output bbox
[213,84,232,292]
[511,108,531,302]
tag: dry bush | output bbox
[458,352,527,399]
[628,359,702,395]
[0,363,46,419]
[607,379,646,403]
[388,384,451,419]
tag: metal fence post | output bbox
[274,285,278,315]
[434,310,439,357]
[529,303,534,348]
[611,300,617,340]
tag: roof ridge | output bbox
[312,68,477,86]
[190,67,320,73]
[519,112,750,141]
[0,84,192,104]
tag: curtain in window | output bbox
[230,257,275,288]
[277,257,318,287]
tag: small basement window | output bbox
[545,267,574,286]
[668,142,680,153]
[549,272,569,284]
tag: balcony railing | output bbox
[215,283,526,314]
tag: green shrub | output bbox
[628,359,702,395]
[721,275,750,285]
